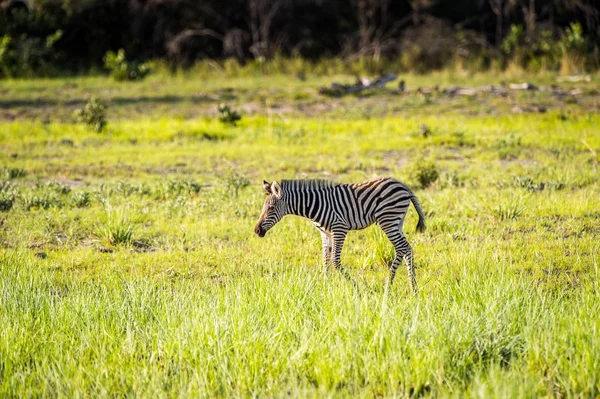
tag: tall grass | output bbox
[0,75,599,397]
[94,204,139,247]
[0,252,598,397]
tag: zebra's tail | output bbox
[410,194,426,233]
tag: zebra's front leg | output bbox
[319,230,333,269]
[331,229,354,282]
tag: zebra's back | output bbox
[347,177,414,229]
[280,177,418,231]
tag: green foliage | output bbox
[560,23,588,54]
[39,180,71,195]
[0,181,18,212]
[0,27,63,78]
[1,167,27,180]
[0,193,14,212]
[501,25,562,71]
[502,25,524,57]
[74,97,107,132]
[94,206,138,247]
[71,191,91,208]
[512,176,565,192]
[22,193,62,211]
[222,170,250,197]
[103,49,150,81]
[493,198,526,221]
[494,134,522,160]
[1,0,599,76]
[217,103,242,126]
[409,159,439,189]
[559,23,590,74]
[0,35,11,77]
[0,74,599,397]
[152,179,202,200]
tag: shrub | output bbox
[0,29,63,78]
[494,134,522,160]
[71,191,92,208]
[512,176,565,192]
[40,180,71,195]
[218,103,242,126]
[0,180,16,193]
[223,171,250,197]
[103,49,150,81]
[399,17,486,73]
[410,159,439,189]
[0,35,11,77]
[22,193,62,211]
[153,179,202,199]
[114,181,140,197]
[0,193,14,212]
[95,207,138,246]
[440,171,465,189]
[74,97,107,133]
[494,199,525,221]
[559,23,589,74]
[2,167,27,180]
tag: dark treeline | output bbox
[1,0,599,76]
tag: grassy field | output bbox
[1,70,599,397]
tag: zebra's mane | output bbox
[280,179,338,191]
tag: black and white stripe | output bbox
[255,177,426,292]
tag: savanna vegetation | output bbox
[1,0,600,397]
[1,67,599,397]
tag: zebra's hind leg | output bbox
[380,222,417,294]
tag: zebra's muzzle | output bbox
[254,224,266,237]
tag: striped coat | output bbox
[255,177,425,292]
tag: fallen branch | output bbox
[508,82,537,91]
[319,73,397,97]
[557,75,591,83]
[319,77,590,101]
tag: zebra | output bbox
[254,177,426,292]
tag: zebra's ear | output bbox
[263,180,272,194]
[271,181,282,198]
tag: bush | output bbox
[559,23,589,74]
[22,193,62,211]
[95,207,139,247]
[2,167,27,180]
[410,159,439,189]
[0,193,14,212]
[74,97,107,133]
[0,29,63,78]
[71,191,92,208]
[218,103,242,126]
[493,199,525,221]
[399,17,486,73]
[103,49,150,81]
[502,25,560,71]
[222,171,250,197]
[40,180,71,195]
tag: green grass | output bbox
[0,71,599,397]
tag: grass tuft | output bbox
[94,205,139,247]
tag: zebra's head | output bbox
[255,180,287,237]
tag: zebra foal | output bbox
[254,177,426,292]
